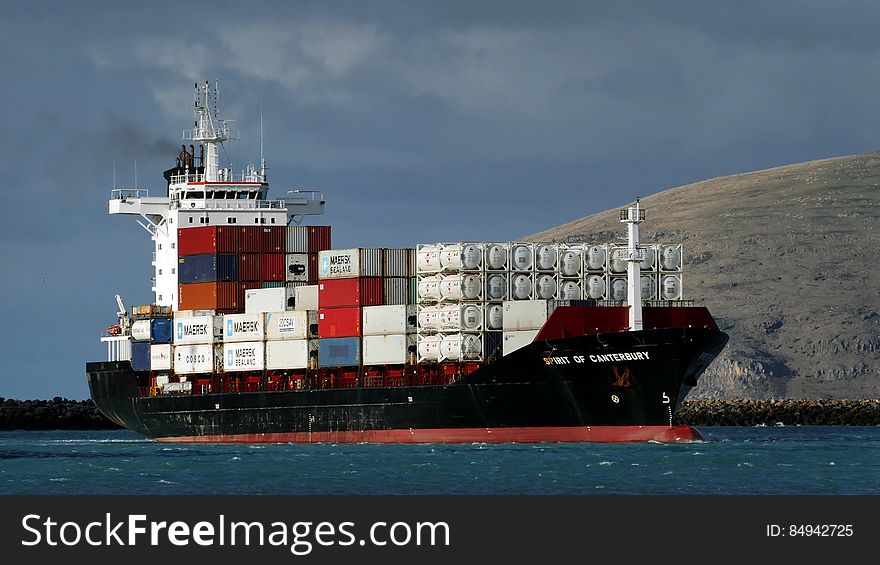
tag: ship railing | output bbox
[170,199,290,210]
[111,188,149,200]
[643,300,696,307]
[169,171,267,184]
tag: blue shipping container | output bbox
[131,341,151,371]
[318,337,361,368]
[178,254,238,283]
[150,318,173,343]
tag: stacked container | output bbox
[362,304,417,365]
[284,225,331,309]
[129,315,173,372]
[172,311,222,375]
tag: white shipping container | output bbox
[584,275,607,299]
[286,253,310,282]
[363,334,415,365]
[660,274,682,300]
[585,245,606,271]
[173,315,221,345]
[535,274,557,300]
[510,273,534,300]
[294,285,319,311]
[245,288,286,314]
[640,274,657,301]
[223,313,264,342]
[485,273,509,301]
[503,330,540,356]
[438,303,483,332]
[535,244,558,271]
[318,248,382,279]
[558,244,583,277]
[265,339,314,370]
[440,333,482,362]
[558,280,582,300]
[416,244,442,274]
[485,303,504,330]
[484,243,509,270]
[439,273,483,301]
[265,311,312,340]
[362,304,417,336]
[150,344,172,371]
[417,275,442,303]
[223,341,265,372]
[417,334,443,363]
[131,320,152,341]
[659,244,683,271]
[610,277,628,301]
[173,344,217,374]
[610,247,628,273]
[510,243,535,271]
[502,300,553,331]
[440,243,483,272]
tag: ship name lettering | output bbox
[588,352,650,363]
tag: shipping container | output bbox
[318,248,382,279]
[262,253,285,282]
[417,275,442,303]
[509,273,534,300]
[260,227,285,253]
[131,341,151,371]
[383,277,409,305]
[584,274,607,300]
[384,248,415,277]
[318,277,384,309]
[439,333,483,362]
[318,307,361,338]
[173,314,222,345]
[426,303,483,332]
[609,247,628,273]
[362,304,417,336]
[318,337,361,368]
[307,225,332,253]
[440,243,483,272]
[534,274,558,300]
[240,253,263,282]
[177,226,240,256]
[408,276,417,304]
[438,273,483,301]
[558,244,583,278]
[609,277,628,301]
[485,243,510,271]
[640,274,657,301]
[660,274,682,300]
[416,334,442,363]
[502,330,539,356]
[293,285,319,311]
[558,280,583,300]
[130,318,173,343]
[485,273,509,302]
[265,339,317,370]
[265,310,318,340]
[585,245,607,271]
[173,343,217,374]
[150,344,172,371]
[178,282,240,311]
[223,341,265,372]
[245,287,286,314]
[510,243,535,271]
[416,244,442,274]
[286,253,310,282]
[659,244,683,272]
[362,334,415,365]
[502,300,556,331]
[178,253,238,283]
[284,282,308,309]
[240,226,263,253]
[535,244,558,272]
[262,282,284,288]
[223,313,264,342]
[485,304,504,331]
[639,246,656,271]
[286,225,309,253]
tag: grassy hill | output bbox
[530,153,880,399]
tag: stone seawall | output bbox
[677,399,880,426]
[0,398,121,430]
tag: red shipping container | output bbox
[318,307,361,338]
[318,277,384,309]
[261,226,285,253]
[308,226,332,253]
[178,226,241,255]
[240,227,262,252]
[308,253,319,283]
[178,281,240,311]
[262,253,285,282]
[240,253,263,281]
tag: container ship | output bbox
[86,82,728,443]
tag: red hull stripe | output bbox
[156,425,702,444]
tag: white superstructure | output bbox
[108,81,325,310]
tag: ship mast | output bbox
[619,200,645,331]
[184,81,240,182]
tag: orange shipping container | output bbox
[178,281,241,311]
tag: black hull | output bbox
[87,327,727,443]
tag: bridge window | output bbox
[171,268,175,274]
[270,218,275,224]
[188,217,193,224]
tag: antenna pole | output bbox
[619,199,645,331]
[260,106,265,179]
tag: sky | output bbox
[2,0,880,399]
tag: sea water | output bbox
[0,427,877,495]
